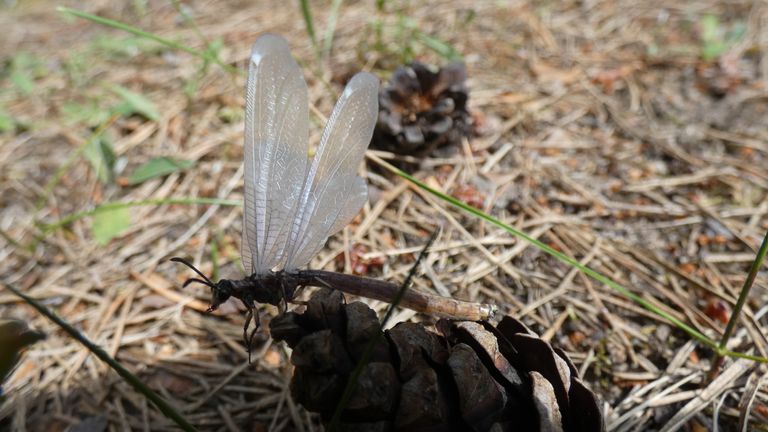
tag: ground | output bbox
[1,0,767,431]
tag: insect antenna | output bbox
[181,278,214,288]
[169,257,216,289]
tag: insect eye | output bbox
[216,280,235,301]
[208,285,231,311]
[216,289,231,303]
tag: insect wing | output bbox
[283,72,379,270]
[242,34,310,274]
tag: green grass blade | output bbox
[57,7,238,75]
[1,283,199,432]
[298,0,318,48]
[718,229,768,351]
[322,0,344,58]
[707,229,768,377]
[369,154,729,352]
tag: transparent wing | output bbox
[283,72,379,270]
[242,34,309,274]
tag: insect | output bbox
[173,34,495,352]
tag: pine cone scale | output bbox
[270,289,604,431]
[372,62,472,161]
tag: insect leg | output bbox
[242,306,253,349]
[240,294,260,362]
[278,280,295,313]
[247,308,260,363]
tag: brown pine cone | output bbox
[372,62,471,160]
[270,288,604,431]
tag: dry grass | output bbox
[1,0,767,431]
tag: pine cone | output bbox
[372,62,471,159]
[0,320,45,403]
[270,289,604,431]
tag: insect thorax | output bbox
[230,271,299,306]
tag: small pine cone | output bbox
[270,289,604,431]
[372,62,471,159]
[0,320,45,384]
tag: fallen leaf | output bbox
[91,207,131,245]
[127,157,194,185]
